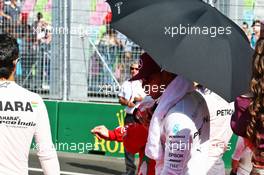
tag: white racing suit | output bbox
[0,81,60,175]
[198,90,234,175]
[154,91,210,175]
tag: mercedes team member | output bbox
[0,34,60,175]
[196,85,234,175]
[130,53,210,175]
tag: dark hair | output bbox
[247,38,264,146]
[37,12,43,20]
[0,34,19,79]
[243,22,248,28]
[252,20,261,27]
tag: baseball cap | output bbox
[130,53,161,81]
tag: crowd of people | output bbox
[0,0,52,91]
[89,23,143,94]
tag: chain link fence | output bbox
[0,0,63,99]
[68,0,143,102]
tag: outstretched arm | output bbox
[91,125,125,142]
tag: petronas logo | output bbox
[116,109,126,127]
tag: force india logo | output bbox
[0,101,37,128]
[0,116,36,128]
[0,101,37,112]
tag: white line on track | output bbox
[28,167,95,175]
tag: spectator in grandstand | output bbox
[118,61,146,175]
[33,12,52,89]
[231,30,264,175]
[117,32,133,59]
[195,85,234,175]
[251,20,261,48]
[91,96,157,175]
[241,22,251,41]
[98,26,123,84]
[4,0,21,25]
[130,53,210,175]
[33,12,50,43]
[230,136,252,175]
[0,0,11,33]
[0,33,60,175]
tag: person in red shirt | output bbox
[91,97,156,175]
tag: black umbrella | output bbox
[107,0,253,102]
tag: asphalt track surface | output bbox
[28,151,126,175]
[28,151,231,175]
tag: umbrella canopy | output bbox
[107,0,253,102]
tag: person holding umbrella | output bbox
[231,24,264,175]
[195,85,234,175]
[129,53,210,175]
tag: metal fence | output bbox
[68,0,143,102]
[0,0,64,99]
[85,27,143,101]
[1,0,263,102]
[73,0,264,102]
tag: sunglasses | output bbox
[130,67,139,70]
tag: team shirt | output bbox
[158,91,210,175]
[197,89,234,175]
[0,81,60,175]
[118,80,146,114]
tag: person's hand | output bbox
[127,101,136,108]
[5,15,11,20]
[134,96,143,102]
[91,125,109,140]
